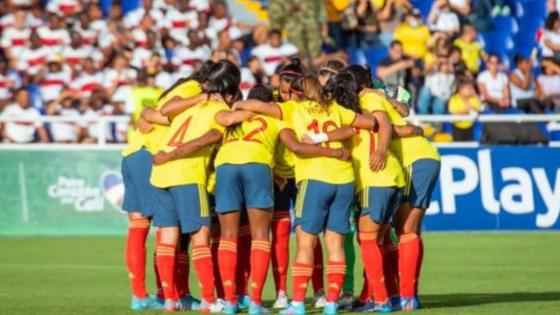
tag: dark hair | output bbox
[514,54,528,66]
[158,60,215,100]
[487,53,501,63]
[278,58,304,84]
[390,40,402,48]
[268,29,282,37]
[346,64,373,91]
[319,59,346,77]
[247,84,274,102]
[545,12,560,31]
[204,60,241,103]
[323,72,361,113]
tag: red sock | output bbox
[415,237,424,294]
[383,237,400,297]
[326,261,346,302]
[292,262,313,302]
[236,228,251,296]
[156,242,178,301]
[154,229,164,299]
[358,269,371,302]
[250,238,271,304]
[126,218,150,298]
[312,242,324,293]
[360,233,388,303]
[398,233,420,298]
[175,248,190,297]
[218,237,238,303]
[271,212,291,293]
[211,237,224,299]
[193,244,216,303]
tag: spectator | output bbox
[46,0,82,17]
[325,0,354,49]
[540,12,560,60]
[82,89,113,143]
[428,0,461,34]
[251,29,299,77]
[0,88,49,143]
[356,0,382,48]
[377,40,414,89]
[453,23,485,75]
[448,79,481,141]
[424,32,451,72]
[1,10,30,60]
[39,56,71,105]
[104,54,137,111]
[61,31,102,71]
[537,58,560,112]
[131,30,166,69]
[449,46,471,79]
[173,29,210,76]
[36,14,70,54]
[47,95,83,143]
[17,30,50,76]
[164,0,199,45]
[124,0,164,30]
[208,0,243,42]
[130,71,162,122]
[417,56,456,114]
[377,0,414,33]
[393,9,431,59]
[448,0,472,17]
[69,57,104,98]
[0,59,21,111]
[477,54,510,111]
[510,55,542,113]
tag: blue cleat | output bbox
[374,302,393,313]
[130,295,162,310]
[238,294,250,310]
[352,299,375,312]
[179,295,201,311]
[222,301,239,314]
[248,301,270,315]
[390,296,401,311]
[279,302,306,315]
[414,295,422,309]
[322,302,338,315]
[400,296,420,312]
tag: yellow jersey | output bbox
[215,115,290,167]
[448,93,481,129]
[453,38,482,73]
[352,93,405,190]
[150,100,229,188]
[375,93,440,167]
[121,80,202,157]
[393,23,431,59]
[280,100,357,185]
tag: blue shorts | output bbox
[215,163,274,213]
[360,187,404,224]
[152,184,211,234]
[121,148,156,217]
[404,159,441,210]
[294,180,355,235]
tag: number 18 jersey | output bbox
[280,100,356,185]
[150,100,229,188]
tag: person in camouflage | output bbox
[267,0,326,59]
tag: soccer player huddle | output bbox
[121,58,441,314]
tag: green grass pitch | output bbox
[1,233,559,315]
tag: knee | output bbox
[220,228,238,239]
[251,228,269,241]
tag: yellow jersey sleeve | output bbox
[360,92,391,113]
[331,103,357,126]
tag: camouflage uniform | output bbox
[267,0,325,59]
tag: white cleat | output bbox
[313,289,326,309]
[273,291,289,309]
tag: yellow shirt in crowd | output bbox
[394,23,431,59]
[448,94,481,129]
[453,38,483,73]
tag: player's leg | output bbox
[339,210,357,310]
[383,228,401,310]
[247,207,273,314]
[311,240,326,308]
[396,159,440,311]
[217,211,241,314]
[175,233,200,309]
[322,182,354,315]
[210,217,225,300]
[236,220,251,310]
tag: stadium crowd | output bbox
[0,0,558,144]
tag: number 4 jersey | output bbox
[279,100,357,185]
[150,100,229,188]
[214,115,290,168]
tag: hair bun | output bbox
[290,58,301,67]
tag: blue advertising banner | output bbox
[424,147,560,231]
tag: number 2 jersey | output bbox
[214,115,290,168]
[279,100,357,185]
[150,99,229,188]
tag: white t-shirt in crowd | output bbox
[83,106,114,142]
[425,72,455,100]
[17,47,50,75]
[46,0,81,16]
[70,72,104,97]
[104,68,138,103]
[124,7,164,29]
[510,68,536,106]
[36,26,70,54]
[40,69,72,102]
[208,16,243,40]
[240,67,256,99]
[477,70,509,100]
[1,104,42,143]
[1,27,30,57]
[188,0,210,12]
[61,46,102,68]
[432,10,460,33]
[251,43,299,76]
[164,8,199,44]
[131,47,166,69]
[537,74,560,96]
[172,45,209,73]
[0,72,21,100]
[540,30,560,57]
[50,107,82,142]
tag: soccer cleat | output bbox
[337,292,354,311]
[414,295,422,309]
[273,291,289,309]
[199,299,225,313]
[390,296,401,311]
[400,296,420,312]
[279,302,306,315]
[163,299,178,313]
[322,302,338,315]
[130,295,162,310]
[248,301,270,315]
[222,301,239,314]
[313,289,326,308]
[374,302,393,313]
[351,299,375,312]
[238,294,250,310]
[180,295,202,311]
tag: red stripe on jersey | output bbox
[11,38,26,45]
[182,59,200,65]
[65,57,82,65]
[172,20,188,28]
[264,56,284,63]
[41,38,59,46]
[42,79,66,86]
[28,57,46,66]
[81,82,101,92]
[239,82,254,90]
[60,4,78,14]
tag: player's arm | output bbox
[302,126,355,144]
[160,93,208,118]
[153,129,223,165]
[390,99,410,117]
[232,100,283,119]
[351,111,377,130]
[370,111,391,172]
[141,107,169,125]
[279,129,350,161]
[215,110,254,127]
[393,124,424,138]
